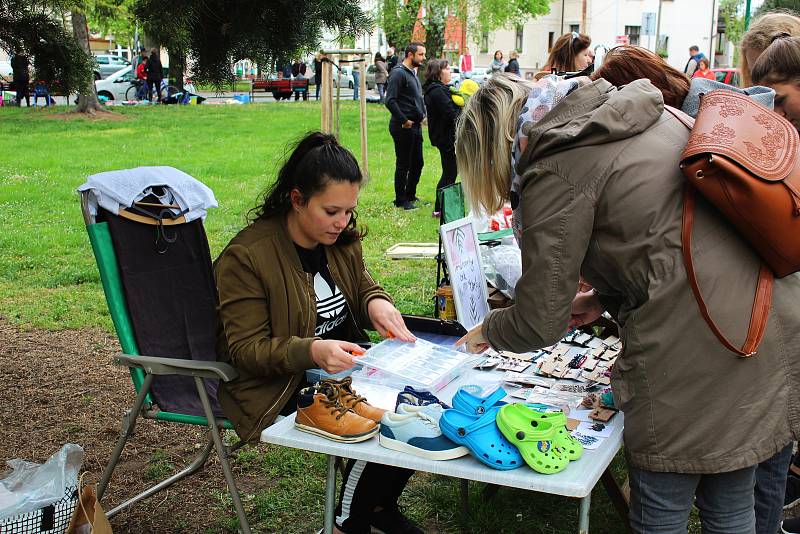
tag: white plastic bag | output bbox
[482,244,522,299]
[0,443,84,520]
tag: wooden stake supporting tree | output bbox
[320,49,370,178]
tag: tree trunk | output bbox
[170,48,186,91]
[71,11,107,115]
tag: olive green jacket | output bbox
[484,78,800,473]
[214,216,389,443]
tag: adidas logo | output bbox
[314,273,346,319]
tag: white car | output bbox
[0,60,12,81]
[332,66,354,89]
[449,66,463,89]
[464,67,491,84]
[94,65,136,100]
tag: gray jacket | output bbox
[483,78,800,473]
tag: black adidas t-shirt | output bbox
[294,244,351,340]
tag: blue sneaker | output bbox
[396,402,445,421]
[395,386,450,411]
[379,410,469,460]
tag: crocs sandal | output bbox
[439,406,523,470]
[522,406,583,461]
[451,385,507,416]
[496,404,569,474]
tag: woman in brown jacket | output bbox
[455,72,800,533]
[214,132,421,534]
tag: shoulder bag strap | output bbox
[681,185,774,356]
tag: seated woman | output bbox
[454,68,800,533]
[214,131,421,534]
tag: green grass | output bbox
[0,102,437,329]
[0,102,637,533]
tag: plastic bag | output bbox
[0,443,84,520]
[482,244,522,299]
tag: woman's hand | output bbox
[456,323,489,353]
[367,298,416,342]
[568,289,604,328]
[310,339,365,374]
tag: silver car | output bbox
[93,54,131,80]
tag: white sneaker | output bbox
[378,410,469,461]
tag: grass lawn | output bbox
[0,102,646,533]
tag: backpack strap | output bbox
[681,184,774,356]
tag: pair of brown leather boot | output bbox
[295,377,386,443]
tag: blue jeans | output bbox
[352,71,360,100]
[377,83,386,102]
[755,444,793,534]
[629,464,757,534]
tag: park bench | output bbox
[250,77,309,101]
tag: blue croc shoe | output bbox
[395,386,450,411]
[452,385,507,416]
[439,405,523,470]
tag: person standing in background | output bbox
[374,52,388,103]
[385,42,426,211]
[314,52,324,100]
[145,48,163,102]
[505,50,521,75]
[683,45,706,77]
[542,32,592,73]
[490,50,506,74]
[387,46,398,71]
[352,57,361,101]
[423,59,460,218]
[460,46,473,73]
[10,50,30,107]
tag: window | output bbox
[569,24,580,33]
[515,25,524,52]
[625,25,641,46]
[480,32,489,53]
[96,56,109,64]
[548,31,555,51]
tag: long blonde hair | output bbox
[456,73,537,215]
[740,11,800,86]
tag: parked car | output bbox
[449,65,463,89]
[365,64,377,90]
[464,67,491,84]
[332,66,354,89]
[93,54,131,80]
[94,65,136,100]
[711,68,741,87]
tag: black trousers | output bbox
[335,459,414,533]
[434,143,457,213]
[389,122,424,206]
[148,79,163,101]
[15,79,29,106]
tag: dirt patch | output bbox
[0,318,237,532]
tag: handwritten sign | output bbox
[440,217,489,330]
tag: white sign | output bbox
[440,217,490,330]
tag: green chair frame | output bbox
[81,192,251,533]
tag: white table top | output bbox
[261,366,624,499]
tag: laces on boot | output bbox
[316,383,351,420]
[322,377,367,409]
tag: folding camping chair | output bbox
[80,190,251,533]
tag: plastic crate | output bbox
[0,485,78,534]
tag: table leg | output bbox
[324,455,337,534]
[578,493,591,534]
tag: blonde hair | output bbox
[740,11,800,86]
[456,74,537,214]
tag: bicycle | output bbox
[125,79,179,102]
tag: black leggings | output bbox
[434,143,457,213]
[148,79,162,101]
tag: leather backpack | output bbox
[666,90,800,356]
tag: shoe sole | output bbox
[379,433,470,460]
[295,423,379,443]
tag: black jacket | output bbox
[314,59,322,84]
[423,80,459,147]
[384,64,425,125]
[147,54,163,81]
[505,58,520,75]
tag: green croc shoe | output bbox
[496,404,569,474]
[522,406,583,461]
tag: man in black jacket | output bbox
[385,42,426,210]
